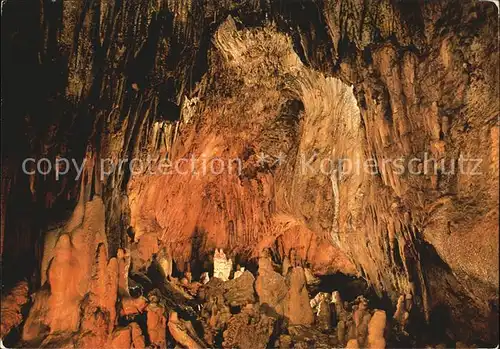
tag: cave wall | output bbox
[1,0,498,343]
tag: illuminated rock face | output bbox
[213,249,232,281]
[125,13,498,342]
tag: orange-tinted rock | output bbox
[22,289,50,342]
[168,311,206,349]
[47,234,82,333]
[346,339,360,349]
[130,232,159,273]
[222,306,276,349]
[77,303,109,349]
[222,270,256,306]
[117,248,131,296]
[87,244,118,332]
[367,310,386,349]
[316,299,332,331]
[130,322,146,349]
[110,327,132,349]
[120,296,148,317]
[23,197,116,343]
[146,302,167,347]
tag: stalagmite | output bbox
[255,252,287,316]
[316,296,332,331]
[353,296,370,346]
[130,322,146,349]
[157,245,173,279]
[285,267,314,325]
[310,292,329,311]
[46,234,81,334]
[338,320,346,345]
[213,248,232,281]
[85,243,119,333]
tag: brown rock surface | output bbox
[0,0,497,345]
[222,306,276,349]
[0,281,29,339]
[167,311,206,349]
[367,310,387,349]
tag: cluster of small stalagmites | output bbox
[12,237,441,349]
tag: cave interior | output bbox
[0,0,499,348]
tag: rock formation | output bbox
[233,266,245,279]
[213,249,232,281]
[316,297,333,331]
[255,253,288,316]
[167,311,206,349]
[285,267,315,326]
[22,196,121,346]
[200,272,210,285]
[157,246,173,280]
[0,281,29,339]
[117,248,131,296]
[393,294,411,333]
[222,305,276,349]
[0,0,498,346]
[146,294,167,347]
[368,310,387,349]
